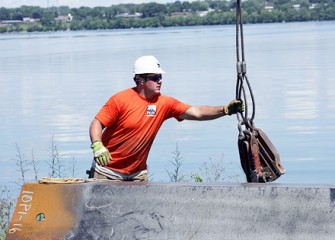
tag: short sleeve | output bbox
[167,97,191,121]
[95,97,119,127]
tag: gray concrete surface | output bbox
[7,182,335,239]
[66,182,335,240]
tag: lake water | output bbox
[1,21,335,193]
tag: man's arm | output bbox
[89,118,105,143]
[89,118,111,166]
[180,106,225,120]
[180,100,244,120]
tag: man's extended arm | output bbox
[180,100,243,120]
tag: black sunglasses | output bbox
[143,74,162,82]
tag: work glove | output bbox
[91,141,111,166]
[223,99,244,115]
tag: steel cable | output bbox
[235,0,256,135]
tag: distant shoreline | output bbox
[1,1,335,33]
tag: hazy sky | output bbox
[0,0,175,8]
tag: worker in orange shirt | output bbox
[88,55,243,181]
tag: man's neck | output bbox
[136,87,153,99]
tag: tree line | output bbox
[0,0,334,32]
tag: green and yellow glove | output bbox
[91,141,111,166]
[223,99,244,115]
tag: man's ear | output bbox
[134,75,141,84]
[134,75,145,84]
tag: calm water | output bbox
[1,21,335,192]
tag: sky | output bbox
[0,0,175,8]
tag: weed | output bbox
[0,185,16,240]
[166,144,186,182]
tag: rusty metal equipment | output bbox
[238,126,285,182]
[234,0,285,182]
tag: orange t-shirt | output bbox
[95,88,191,175]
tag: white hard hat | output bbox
[133,55,165,74]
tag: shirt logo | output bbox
[147,105,156,116]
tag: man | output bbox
[88,55,243,181]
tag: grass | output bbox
[0,185,15,240]
[166,144,241,183]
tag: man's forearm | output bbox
[89,118,104,143]
[180,100,244,120]
[180,106,225,120]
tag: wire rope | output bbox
[235,0,256,135]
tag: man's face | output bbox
[141,74,163,95]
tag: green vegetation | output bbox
[166,144,242,183]
[12,137,80,186]
[166,144,186,182]
[0,0,334,33]
[0,185,15,240]
[191,154,241,183]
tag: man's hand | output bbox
[91,141,111,166]
[223,99,244,115]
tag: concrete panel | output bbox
[6,182,335,240]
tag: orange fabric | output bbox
[95,88,191,175]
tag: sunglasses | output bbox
[143,74,162,82]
